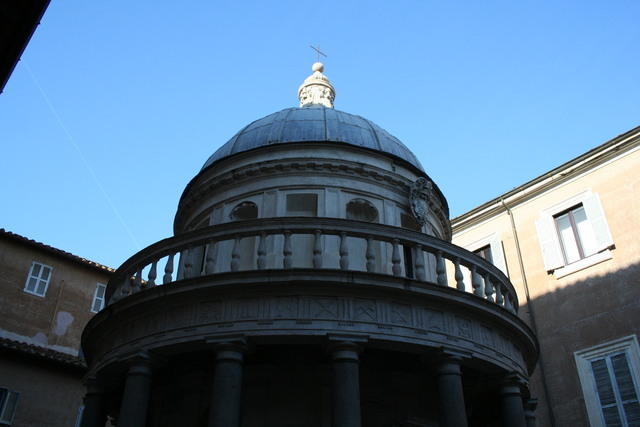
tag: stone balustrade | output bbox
[106,218,518,313]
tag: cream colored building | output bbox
[452,126,640,426]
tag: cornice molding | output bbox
[452,126,640,233]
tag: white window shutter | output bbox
[489,237,508,275]
[582,193,614,251]
[535,214,564,271]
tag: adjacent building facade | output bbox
[0,229,113,426]
[452,126,640,426]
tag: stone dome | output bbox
[201,105,425,172]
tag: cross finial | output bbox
[310,45,327,63]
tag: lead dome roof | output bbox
[202,106,425,172]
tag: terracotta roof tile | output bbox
[0,337,86,369]
[0,228,114,273]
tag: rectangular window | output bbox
[554,204,598,265]
[575,336,640,427]
[91,283,107,313]
[285,193,317,216]
[23,262,53,297]
[473,245,494,263]
[0,388,19,425]
[536,191,614,274]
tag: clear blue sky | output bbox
[1,1,638,269]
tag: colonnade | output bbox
[80,344,535,427]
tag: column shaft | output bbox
[79,378,106,427]
[331,342,361,427]
[118,357,153,427]
[436,358,468,427]
[500,380,526,427]
[208,345,245,427]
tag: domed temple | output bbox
[81,63,539,427]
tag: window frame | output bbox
[535,190,614,277]
[464,233,508,275]
[278,189,324,217]
[553,204,597,265]
[91,283,107,313]
[575,336,640,427]
[0,387,19,425]
[23,261,53,297]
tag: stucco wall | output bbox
[0,238,112,353]
[452,145,640,426]
[0,355,84,427]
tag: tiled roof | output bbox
[0,337,86,370]
[0,228,115,273]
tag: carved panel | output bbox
[455,316,474,340]
[309,297,339,318]
[272,297,298,318]
[354,298,377,322]
[390,303,412,325]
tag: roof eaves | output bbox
[451,125,640,231]
[0,229,115,273]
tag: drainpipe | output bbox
[500,198,557,427]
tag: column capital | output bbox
[119,351,155,377]
[500,372,528,396]
[213,340,248,363]
[327,334,367,361]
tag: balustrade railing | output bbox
[106,218,518,313]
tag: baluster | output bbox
[471,265,483,297]
[366,236,376,273]
[505,291,516,313]
[205,242,216,274]
[231,237,241,271]
[163,253,175,284]
[147,261,157,287]
[134,268,142,291]
[436,251,447,286]
[257,232,267,269]
[313,230,322,269]
[283,231,292,269]
[392,239,402,277]
[495,282,504,306]
[415,245,426,281]
[339,232,349,270]
[454,258,465,291]
[484,273,495,302]
[122,275,132,296]
[183,248,192,278]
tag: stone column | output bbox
[499,374,527,427]
[331,341,362,427]
[79,375,106,427]
[524,398,538,427]
[208,342,246,427]
[436,356,468,427]
[118,353,153,427]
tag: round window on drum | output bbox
[230,201,258,221]
[346,198,379,222]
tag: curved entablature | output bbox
[84,270,538,377]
